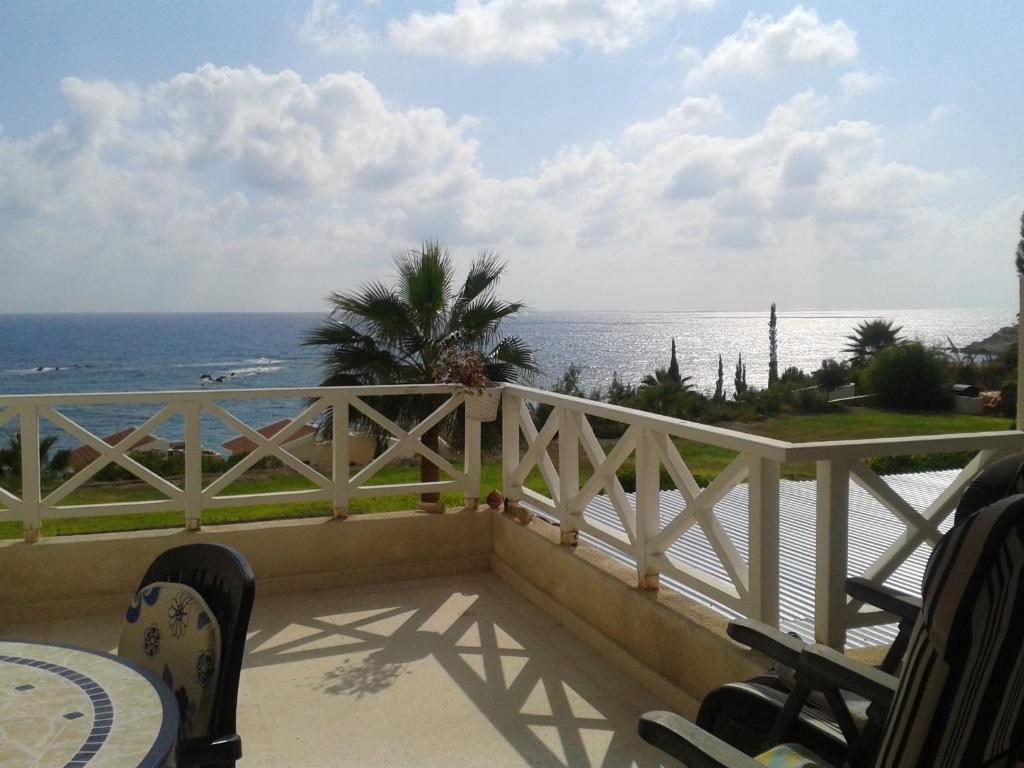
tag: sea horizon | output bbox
[0,305,1015,317]
[0,307,1014,451]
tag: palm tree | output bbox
[0,432,71,493]
[304,241,537,505]
[634,368,694,417]
[844,319,905,367]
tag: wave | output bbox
[173,361,248,369]
[2,365,93,374]
[229,366,284,376]
[198,365,285,383]
[174,357,284,369]
[4,366,57,374]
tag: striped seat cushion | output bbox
[874,496,1024,767]
[755,743,828,767]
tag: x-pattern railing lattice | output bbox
[1,386,480,540]
[502,391,760,615]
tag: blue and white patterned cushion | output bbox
[118,581,221,740]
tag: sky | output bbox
[1,0,1021,313]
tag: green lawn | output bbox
[733,409,1011,443]
[0,407,1012,540]
[723,408,1013,480]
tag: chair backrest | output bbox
[120,581,223,738]
[136,543,255,743]
[955,453,1024,523]
[874,494,1024,768]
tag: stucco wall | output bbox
[491,513,770,709]
[0,509,492,624]
[2,506,784,711]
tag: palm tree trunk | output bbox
[420,424,441,505]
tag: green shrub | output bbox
[780,366,812,385]
[614,465,713,492]
[951,360,1012,390]
[866,452,972,474]
[93,449,229,482]
[1002,382,1017,419]
[813,358,849,395]
[863,342,952,411]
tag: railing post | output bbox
[816,459,851,648]
[20,406,41,543]
[635,428,661,590]
[748,456,781,627]
[558,407,580,545]
[463,408,481,511]
[184,401,202,531]
[502,391,524,513]
[331,396,350,519]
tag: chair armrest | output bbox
[639,711,762,768]
[727,619,806,669]
[797,645,898,710]
[845,577,921,624]
[177,734,242,767]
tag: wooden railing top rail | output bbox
[784,431,1024,461]
[0,384,461,407]
[504,385,1024,461]
[3,383,1022,463]
[502,384,792,460]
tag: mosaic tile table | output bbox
[0,640,178,768]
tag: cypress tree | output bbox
[1016,208,1024,276]
[714,354,724,401]
[734,353,747,399]
[768,302,779,388]
[668,338,681,383]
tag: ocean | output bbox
[0,309,1013,451]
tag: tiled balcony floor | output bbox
[8,573,676,767]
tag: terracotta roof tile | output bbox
[68,429,159,471]
[221,419,317,455]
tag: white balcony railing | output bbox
[500,385,1024,648]
[0,385,482,539]
[3,383,1024,649]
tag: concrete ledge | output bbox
[492,512,770,706]
[0,509,492,623]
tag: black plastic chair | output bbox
[695,453,1024,760]
[134,543,255,768]
[640,494,1024,768]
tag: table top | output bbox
[0,639,179,768]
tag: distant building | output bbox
[221,419,377,469]
[68,428,171,471]
[222,419,318,459]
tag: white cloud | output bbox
[299,0,376,54]
[685,6,857,88]
[621,96,726,148]
[929,103,958,122]
[139,65,477,195]
[839,69,891,98]
[387,0,716,64]
[1,66,1013,314]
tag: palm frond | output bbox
[452,296,525,346]
[485,336,539,384]
[456,251,504,307]
[326,283,415,347]
[397,242,454,341]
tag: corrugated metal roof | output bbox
[528,469,960,649]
